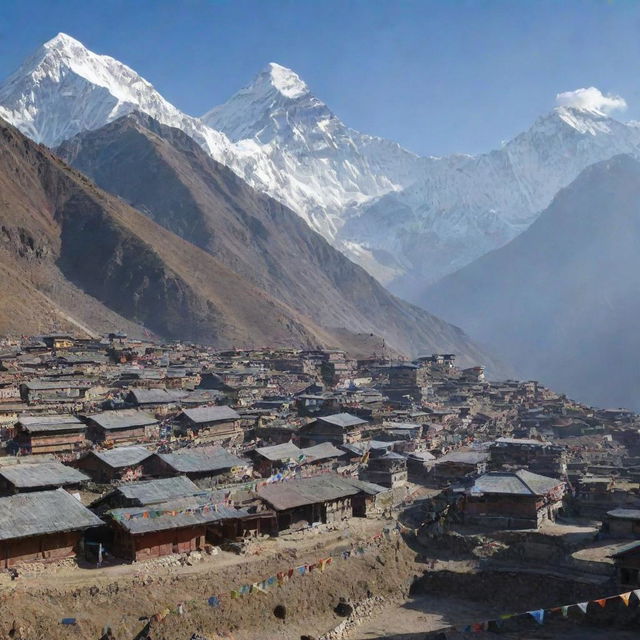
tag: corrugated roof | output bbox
[182,406,240,424]
[129,389,184,404]
[317,413,367,429]
[471,470,563,496]
[108,493,248,534]
[254,442,302,462]
[158,447,248,474]
[117,476,202,506]
[435,451,489,465]
[0,489,102,541]
[257,474,385,511]
[87,410,158,431]
[0,462,89,488]
[90,446,153,468]
[24,380,90,390]
[301,442,344,462]
[17,414,85,434]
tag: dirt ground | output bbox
[352,595,640,639]
[1,517,637,640]
[0,517,419,640]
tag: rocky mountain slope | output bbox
[422,155,640,409]
[0,116,353,348]
[55,112,500,367]
[6,34,640,295]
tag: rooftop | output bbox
[0,489,102,541]
[86,409,158,431]
[254,441,303,462]
[157,446,248,474]
[0,462,89,488]
[116,476,202,506]
[17,414,85,434]
[181,405,241,424]
[470,470,563,496]
[108,493,248,534]
[317,413,368,429]
[89,446,153,468]
[257,473,385,511]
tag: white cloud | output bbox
[555,86,627,115]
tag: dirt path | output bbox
[0,518,386,592]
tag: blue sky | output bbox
[0,0,638,155]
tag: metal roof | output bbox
[108,493,248,534]
[90,446,153,469]
[254,442,303,462]
[257,474,385,511]
[0,489,103,541]
[470,470,563,496]
[116,476,202,506]
[181,406,240,424]
[86,410,158,431]
[129,388,184,404]
[158,446,248,474]
[300,442,344,462]
[435,451,489,465]
[317,413,368,429]
[17,414,85,434]
[0,462,89,488]
[24,379,90,390]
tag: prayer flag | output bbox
[620,592,632,606]
[251,582,266,594]
[577,602,588,614]
[528,610,544,625]
[561,606,569,617]
[208,596,220,608]
[594,599,607,608]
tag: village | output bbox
[0,333,639,639]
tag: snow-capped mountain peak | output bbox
[201,62,323,143]
[259,62,309,100]
[0,32,231,159]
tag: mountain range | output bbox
[0,102,497,368]
[55,111,495,363]
[424,154,640,409]
[4,32,640,405]
[3,33,640,297]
